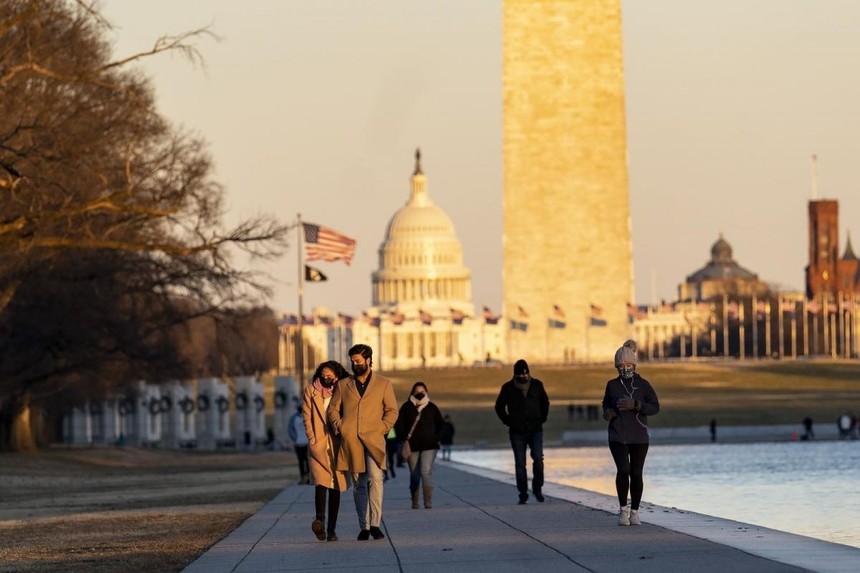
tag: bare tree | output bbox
[0,1,289,450]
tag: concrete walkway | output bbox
[183,461,859,573]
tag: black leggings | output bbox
[608,441,649,510]
[314,485,341,532]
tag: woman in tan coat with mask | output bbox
[302,360,350,541]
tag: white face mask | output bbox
[618,365,635,380]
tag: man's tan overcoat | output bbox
[301,383,348,491]
[327,372,398,473]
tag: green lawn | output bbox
[381,359,860,446]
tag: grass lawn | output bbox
[380,359,860,446]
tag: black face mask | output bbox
[320,377,336,388]
[515,374,530,383]
[352,364,367,376]
[413,392,426,400]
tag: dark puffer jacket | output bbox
[601,373,659,444]
[394,401,444,452]
[494,378,550,434]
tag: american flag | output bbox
[589,304,607,327]
[362,312,381,327]
[391,311,406,325]
[419,309,433,325]
[303,222,356,265]
[450,308,466,325]
[553,304,565,319]
[483,306,499,325]
[517,305,529,318]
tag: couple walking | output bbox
[301,344,397,542]
[301,343,445,541]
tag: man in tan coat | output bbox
[328,343,398,541]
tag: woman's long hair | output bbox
[312,360,350,382]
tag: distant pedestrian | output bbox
[602,340,660,526]
[838,413,852,439]
[495,359,550,504]
[802,417,815,440]
[302,360,350,542]
[395,382,445,509]
[709,418,717,443]
[328,343,398,541]
[441,415,455,460]
[288,406,310,485]
[384,427,400,480]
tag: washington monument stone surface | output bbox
[502,0,633,363]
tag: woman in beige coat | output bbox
[302,360,349,541]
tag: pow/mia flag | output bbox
[305,265,327,282]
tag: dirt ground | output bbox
[0,446,296,572]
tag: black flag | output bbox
[305,265,327,282]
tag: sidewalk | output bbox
[183,461,859,573]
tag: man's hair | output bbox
[348,343,373,360]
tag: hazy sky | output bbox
[101,1,860,317]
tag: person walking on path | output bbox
[384,427,400,481]
[494,359,550,504]
[394,382,445,509]
[328,344,398,541]
[440,415,455,461]
[288,406,310,485]
[602,339,660,527]
[302,360,350,542]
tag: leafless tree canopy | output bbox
[0,0,288,448]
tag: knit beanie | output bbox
[614,339,638,367]
[513,359,530,376]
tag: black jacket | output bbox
[601,373,659,444]
[494,378,550,434]
[394,401,445,452]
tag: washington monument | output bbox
[502,0,633,363]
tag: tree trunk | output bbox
[10,403,37,452]
[0,393,38,452]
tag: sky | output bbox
[101,1,860,318]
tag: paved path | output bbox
[183,461,859,573]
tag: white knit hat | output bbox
[614,339,638,367]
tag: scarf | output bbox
[409,393,429,412]
[513,378,531,397]
[313,378,335,399]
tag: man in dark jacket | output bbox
[494,359,550,504]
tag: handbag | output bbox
[400,410,422,459]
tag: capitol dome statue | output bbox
[372,149,473,316]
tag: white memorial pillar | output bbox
[234,376,265,450]
[162,381,196,449]
[139,383,163,446]
[196,378,231,450]
[62,402,92,445]
[273,375,300,447]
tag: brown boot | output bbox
[423,485,433,509]
[411,488,420,509]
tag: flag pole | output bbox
[296,213,305,386]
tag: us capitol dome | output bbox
[371,149,473,316]
[279,149,505,374]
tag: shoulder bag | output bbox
[400,410,422,459]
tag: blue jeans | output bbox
[408,449,438,491]
[510,431,544,498]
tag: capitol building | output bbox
[279,151,505,376]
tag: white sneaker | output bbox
[618,507,630,526]
[629,509,641,526]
